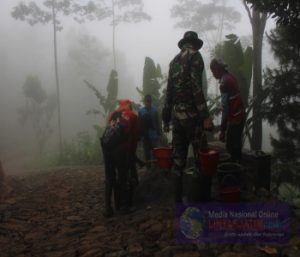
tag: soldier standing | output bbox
[162,31,213,203]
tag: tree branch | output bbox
[242,0,253,24]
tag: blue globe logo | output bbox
[179,207,204,240]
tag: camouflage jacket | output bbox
[162,44,209,124]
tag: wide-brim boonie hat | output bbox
[178,31,203,50]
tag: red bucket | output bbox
[153,147,173,169]
[198,148,219,176]
[219,173,240,202]
[220,186,241,202]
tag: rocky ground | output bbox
[0,165,300,257]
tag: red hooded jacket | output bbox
[108,99,139,153]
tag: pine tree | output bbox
[262,26,300,162]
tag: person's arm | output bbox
[190,53,210,119]
[190,53,213,130]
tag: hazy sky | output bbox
[0,0,275,98]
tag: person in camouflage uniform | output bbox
[162,31,214,203]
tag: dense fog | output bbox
[0,0,277,172]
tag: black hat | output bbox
[178,31,203,50]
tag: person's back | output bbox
[162,31,213,203]
[103,101,138,151]
[167,48,206,119]
[219,72,245,126]
[101,99,138,217]
[139,106,159,141]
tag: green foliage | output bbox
[245,0,300,27]
[59,129,103,165]
[85,69,119,118]
[261,26,300,162]
[18,75,57,154]
[138,56,162,107]
[106,69,118,113]
[206,95,221,118]
[35,127,105,167]
[214,34,253,107]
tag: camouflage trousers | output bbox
[172,117,207,176]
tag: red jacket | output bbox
[220,73,245,132]
[108,103,139,153]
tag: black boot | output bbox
[114,184,121,211]
[103,182,114,218]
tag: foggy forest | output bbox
[0,0,282,167]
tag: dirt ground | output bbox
[0,165,300,257]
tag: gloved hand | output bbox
[219,131,225,142]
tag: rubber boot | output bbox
[103,182,114,218]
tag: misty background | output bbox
[0,0,276,171]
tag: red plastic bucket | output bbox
[198,148,219,176]
[219,174,240,202]
[153,147,173,169]
[220,186,241,202]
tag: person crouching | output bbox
[100,99,139,218]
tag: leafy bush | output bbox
[32,126,105,168]
[59,126,104,166]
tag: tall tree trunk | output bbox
[112,0,116,70]
[251,8,267,150]
[243,0,267,150]
[52,0,63,156]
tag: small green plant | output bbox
[33,126,105,168]
[60,126,104,165]
[85,69,118,119]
